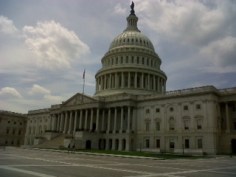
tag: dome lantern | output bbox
[124,2,140,32]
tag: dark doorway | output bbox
[231,139,236,154]
[86,140,91,150]
[92,123,96,132]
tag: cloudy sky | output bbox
[0,0,236,113]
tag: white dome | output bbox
[109,31,155,51]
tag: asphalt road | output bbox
[0,147,236,177]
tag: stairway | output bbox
[34,134,65,149]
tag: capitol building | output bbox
[24,3,236,155]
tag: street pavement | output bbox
[0,147,236,177]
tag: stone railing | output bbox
[138,86,218,100]
[28,108,50,114]
[51,104,61,109]
[219,87,236,95]
[165,85,217,96]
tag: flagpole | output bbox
[82,69,85,102]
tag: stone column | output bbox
[113,108,117,133]
[154,76,156,91]
[59,113,63,132]
[127,107,131,133]
[64,112,68,133]
[120,107,124,133]
[141,73,144,89]
[49,115,53,131]
[107,108,111,134]
[121,72,124,88]
[79,110,83,129]
[118,139,122,151]
[126,137,130,151]
[52,115,56,131]
[134,72,137,88]
[73,110,77,133]
[104,74,107,89]
[90,109,94,131]
[148,74,150,90]
[56,114,60,131]
[85,109,88,130]
[109,73,112,89]
[112,138,116,150]
[226,103,230,132]
[105,138,109,150]
[115,73,118,88]
[96,109,100,132]
[128,72,131,88]
[101,109,105,132]
[67,111,72,134]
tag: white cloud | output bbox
[23,20,90,70]
[135,0,231,46]
[28,84,63,104]
[0,87,22,98]
[114,3,126,15]
[43,94,63,103]
[200,36,236,73]
[29,84,51,95]
[0,16,18,34]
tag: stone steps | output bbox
[34,134,65,149]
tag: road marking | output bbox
[208,170,236,175]
[125,165,236,177]
[6,154,155,176]
[0,166,56,177]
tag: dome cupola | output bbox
[95,2,167,97]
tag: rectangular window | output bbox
[156,108,160,113]
[184,106,188,110]
[196,104,201,110]
[156,139,160,148]
[146,109,150,114]
[185,139,190,149]
[197,139,203,149]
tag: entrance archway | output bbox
[231,139,236,154]
[86,140,91,150]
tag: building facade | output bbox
[0,110,27,146]
[24,4,236,155]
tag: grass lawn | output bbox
[77,149,210,159]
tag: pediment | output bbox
[63,93,97,106]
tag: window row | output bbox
[113,37,151,47]
[145,118,203,131]
[30,118,48,123]
[6,128,23,135]
[103,55,159,68]
[145,104,202,114]
[144,138,203,149]
[7,120,24,125]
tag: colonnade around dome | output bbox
[96,71,166,96]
